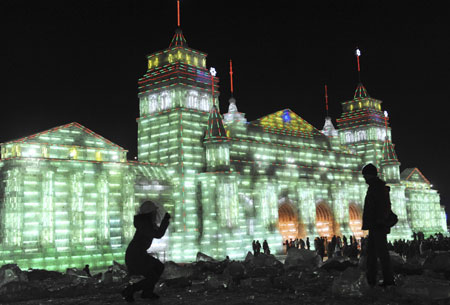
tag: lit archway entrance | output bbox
[316,203,335,240]
[349,204,366,239]
[278,203,299,242]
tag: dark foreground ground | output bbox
[2,285,408,305]
[2,249,450,305]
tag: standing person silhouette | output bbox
[361,163,395,287]
[121,201,171,302]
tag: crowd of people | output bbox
[279,231,449,262]
[387,232,449,259]
[252,240,271,256]
[283,235,360,260]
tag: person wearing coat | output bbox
[361,163,395,287]
[121,201,171,302]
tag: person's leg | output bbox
[366,231,377,286]
[122,257,155,301]
[374,231,394,285]
[141,256,165,298]
[122,258,140,303]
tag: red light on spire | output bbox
[384,111,389,140]
[229,59,234,95]
[177,0,181,27]
[355,47,361,82]
[325,84,329,116]
[210,67,217,105]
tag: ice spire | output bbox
[223,60,246,123]
[204,104,229,143]
[321,85,338,137]
[169,0,188,47]
[381,111,399,163]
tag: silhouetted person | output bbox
[331,235,337,251]
[255,240,261,256]
[299,238,305,249]
[361,164,395,287]
[319,237,326,259]
[83,264,92,277]
[121,201,171,302]
[327,240,334,258]
[306,237,310,250]
[285,239,289,252]
[252,240,257,255]
[263,239,270,254]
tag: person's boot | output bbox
[141,290,160,300]
[379,280,396,288]
[121,285,135,303]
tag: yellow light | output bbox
[95,151,102,161]
[69,148,78,159]
[148,59,152,70]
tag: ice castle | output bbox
[0,25,446,271]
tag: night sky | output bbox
[1,1,449,216]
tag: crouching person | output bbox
[121,201,171,302]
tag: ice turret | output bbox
[321,116,338,137]
[223,97,247,124]
[381,137,401,183]
[204,104,231,172]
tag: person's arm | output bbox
[154,213,171,238]
[375,186,391,226]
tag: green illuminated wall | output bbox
[0,123,173,270]
[0,27,446,271]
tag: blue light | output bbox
[282,110,291,123]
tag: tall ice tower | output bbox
[136,18,219,259]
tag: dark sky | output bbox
[1,1,449,214]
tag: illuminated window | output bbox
[160,91,172,110]
[69,148,78,159]
[186,90,199,109]
[148,94,158,113]
[200,94,210,111]
[95,151,102,161]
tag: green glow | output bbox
[0,28,446,272]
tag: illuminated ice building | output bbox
[0,26,446,271]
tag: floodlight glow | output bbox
[0,22,445,273]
